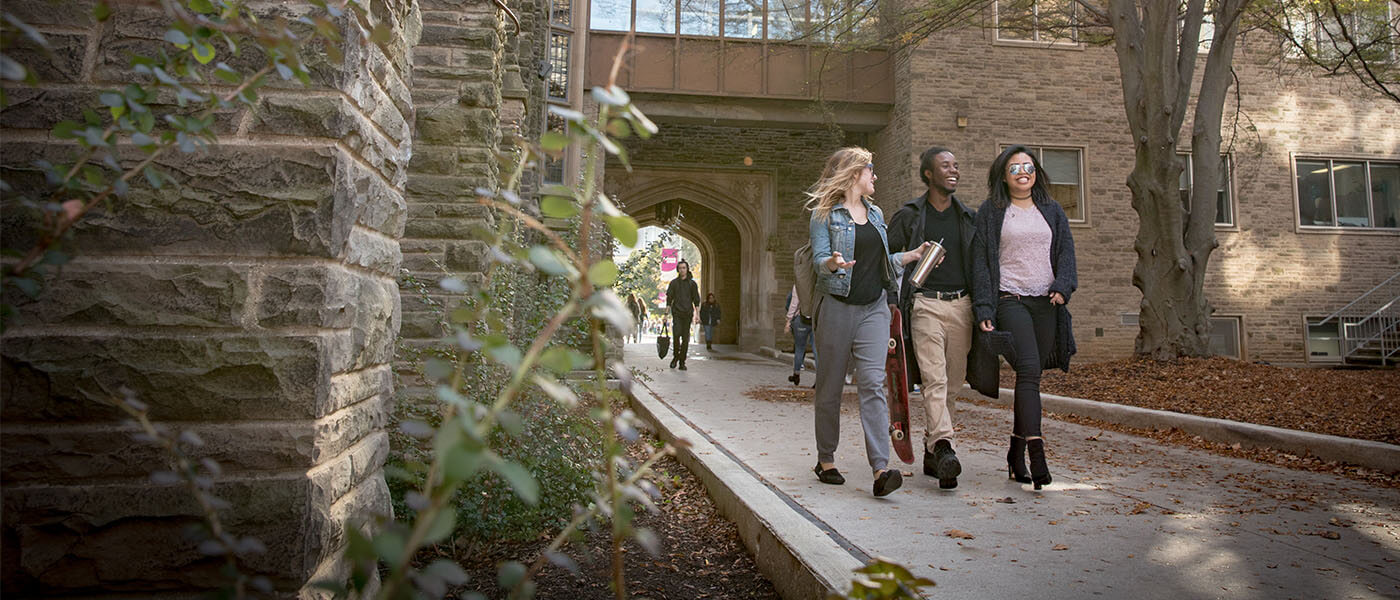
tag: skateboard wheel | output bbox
[888,338,896,350]
[891,428,905,441]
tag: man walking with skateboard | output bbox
[887,146,976,489]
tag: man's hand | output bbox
[825,252,855,272]
[979,320,994,332]
[900,241,932,266]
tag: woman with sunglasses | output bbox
[807,147,930,497]
[971,145,1078,490]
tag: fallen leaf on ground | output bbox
[944,529,975,540]
[1052,544,1069,551]
[996,497,1016,504]
[1129,502,1152,515]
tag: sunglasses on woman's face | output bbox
[865,163,875,171]
[1009,162,1035,176]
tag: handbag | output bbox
[656,318,670,359]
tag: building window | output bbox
[547,32,572,101]
[552,0,573,27]
[1305,316,1343,362]
[1284,2,1395,63]
[1208,316,1242,359]
[995,0,1079,45]
[681,0,721,36]
[1295,158,1400,229]
[543,111,567,184]
[1178,153,1234,227]
[591,0,632,30]
[1003,144,1085,221]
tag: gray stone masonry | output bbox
[0,0,419,595]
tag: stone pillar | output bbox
[399,0,510,369]
[0,0,419,595]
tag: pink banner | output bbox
[661,248,678,271]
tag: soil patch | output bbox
[446,436,781,599]
[1001,357,1400,445]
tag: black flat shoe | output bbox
[813,464,845,485]
[788,372,800,385]
[873,469,903,497]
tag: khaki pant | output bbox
[911,295,973,452]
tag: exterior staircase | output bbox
[1317,272,1400,367]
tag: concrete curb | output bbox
[626,382,864,599]
[961,385,1400,474]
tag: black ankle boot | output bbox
[1027,437,1052,490]
[1007,435,1032,484]
[922,439,960,489]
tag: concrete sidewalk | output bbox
[624,341,1400,600]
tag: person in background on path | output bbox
[627,292,645,343]
[807,146,930,498]
[699,293,721,351]
[971,145,1078,491]
[887,146,976,490]
[783,285,817,386]
[666,260,700,370]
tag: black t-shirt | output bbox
[837,220,884,306]
[920,204,966,293]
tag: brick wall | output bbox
[0,0,418,594]
[884,27,1400,365]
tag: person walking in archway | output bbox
[887,146,976,490]
[626,292,645,343]
[972,145,1078,491]
[784,284,816,386]
[666,260,700,370]
[699,292,721,351]
[807,146,930,498]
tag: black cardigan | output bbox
[970,197,1079,372]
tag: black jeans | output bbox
[996,295,1056,438]
[672,310,692,362]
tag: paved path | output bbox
[625,341,1400,599]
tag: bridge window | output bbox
[768,0,807,39]
[724,0,764,38]
[681,0,721,35]
[1296,158,1400,230]
[591,0,631,31]
[637,0,678,33]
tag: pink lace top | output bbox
[999,203,1054,297]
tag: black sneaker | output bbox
[929,439,961,489]
[670,357,678,369]
[873,469,903,497]
[679,363,687,371]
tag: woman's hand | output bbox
[1049,292,1065,305]
[979,320,994,332]
[784,320,791,333]
[900,241,932,266]
[825,252,855,272]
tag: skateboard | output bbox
[886,304,914,464]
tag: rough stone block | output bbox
[312,395,390,464]
[419,23,500,52]
[444,240,490,272]
[415,106,498,145]
[326,365,394,416]
[6,33,87,83]
[0,334,325,422]
[8,262,249,329]
[254,265,358,329]
[408,146,457,175]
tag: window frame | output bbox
[1283,2,1397,65]
[544,0,583,185]
[1303,315,1346,365]
[1208,314,1245,360]
[1291,153,1400,234]
[1177,151,1237,229]
[999,143,1089,224]
[992,0,1084,49]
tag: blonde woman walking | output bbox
[807,147,930,497]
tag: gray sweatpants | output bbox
[813,292,892,474]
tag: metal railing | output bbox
[1318,272,1400,366]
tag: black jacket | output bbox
[699,302,721,325]
[666,277,699,316]
[970,197,1078,372]
[886,194,978,387]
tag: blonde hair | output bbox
[804,147,873,222]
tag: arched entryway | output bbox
[606,168,777,351]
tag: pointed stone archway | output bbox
[606,168,777,351]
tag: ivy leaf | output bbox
[188,0,215,14]
[587,260,618,286]
[528,246,570,276]
[370,22,393,44]
[164,29,190,49]
[191,41,215,65]
[540,131,570,151]
[489,458,539,505]
[9,277,40,298]
[99,91,124,107]
[588,289,634,332]
[0,55,25,81]
[93,2,111,21]
[604,215,639,247]
[421,508,455,545]
[422,560,469,586]
[539,195,577,219]
[533,375,579,408]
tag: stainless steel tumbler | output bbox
[909,241,946,288]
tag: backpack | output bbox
[793,243,818,320]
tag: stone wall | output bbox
[0,0,419,595]
[882,26,1400,364]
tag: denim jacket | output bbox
[809,198,906,299]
